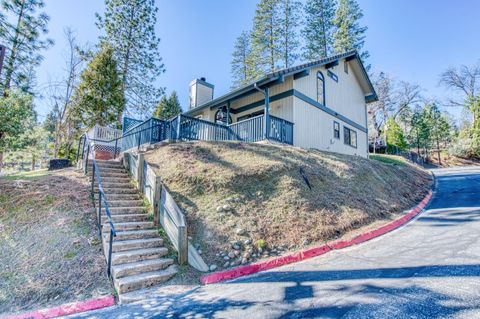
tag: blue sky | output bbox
[34,0,480,120]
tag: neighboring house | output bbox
[185,50,377,157]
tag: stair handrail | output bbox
[82,135,117,278]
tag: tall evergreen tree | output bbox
[278,0,302,68]
[332,0,369,68]
[96,0,165,118]
[251,0,282,74]
[72,45,125,128]
[302,0,336,61]
[0,0,53,94]
[153,91,182,120]
[231,31,253,88]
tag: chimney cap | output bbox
[200,77,206,81]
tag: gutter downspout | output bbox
[254,83,270,140]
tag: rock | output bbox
[244,239,252,245]
[247,248,254,254]
[241,258,248,265]
[220,252,226,257]
[228,251,236,259]
[243,252,251,259]
[234,250,240,256]
[222,204,232,211]
[215,253,220,257]
[235,228,246,236]
[188,236,193,240]
[252,253,257,257]
[258,247,263,253]
[232,242,241,250]
[256,191,263,197]
[224,256,230,261]
[303,239,310,246]
[223,262,230,268]
[209,264,217,271]
[198,250,202,255]
[216,206,223,213]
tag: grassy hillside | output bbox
[0,169,112,315]
[145,141,432,270]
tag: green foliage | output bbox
[333,0,369,69]
[72,45,125,128]
[302,0,336,60]
[0,90,35,153]
[277,0,302,68]
[153,91,182,120]
[97,0,165,117]
[0,0,53,94]
[251,0,282,74]
[369,154,406,166]
[385,117,407,152]
[231,31,253,88]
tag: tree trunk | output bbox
[31,154,36,171]
[436,136,441,165]
[0,151,3,172]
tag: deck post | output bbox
[226,101,231,140]
[264,88,270,140]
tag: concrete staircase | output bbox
[88,160,177,303]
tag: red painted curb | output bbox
[2,295,115,319]
[201,190,433,285]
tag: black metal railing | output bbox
[76,113,294,165]
[81,137,117,278]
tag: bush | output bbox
[448,137,478,158]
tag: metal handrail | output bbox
[83,137,117,278]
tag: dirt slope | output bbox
[145,141,432,270]
[0,168,112,315]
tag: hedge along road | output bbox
[66,166,480,319]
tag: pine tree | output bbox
[251,0,282,74]
[153,91,182,120]
[0,0,53,94]
[333,0,369,68]
[302,0,336,61]
[278,0,302,68]
[231,31,253,88]
[72,45,125,128]
[96,0,165,118]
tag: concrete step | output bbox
[88,160,123,167]
[101,207,146,215]
[95,171,129,178]
[100,187,138,195]
[114,265,178,293]
[112,258,173,279]
[95,182,133,189]
[103,221,154,232]
[102,213,148,224]
[95,193,140,201]
[110,238,164,253]
[107,200,144,207]
[113,229,159,241]
[92,166,127,174]
[99,177,131,183]
[111,247,168,265]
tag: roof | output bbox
[186,50,377,115]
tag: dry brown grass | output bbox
[0,168,112,315]
[145,141,432,268]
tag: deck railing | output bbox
[229,115,264,142]
[76,113,294,164]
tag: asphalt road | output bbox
[68,166,480,319]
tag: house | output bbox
[82,50,377,161]
[185,50,377,157]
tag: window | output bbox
[344,60,349,74]
[215,108,232,125]
[333,121,340,139]
[316,71,325,105]
[343,126,357,148]
[327,70,338,82]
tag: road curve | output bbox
[68,166,480,319]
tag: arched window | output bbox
[215,108,232,125]
[317,71,325,105]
